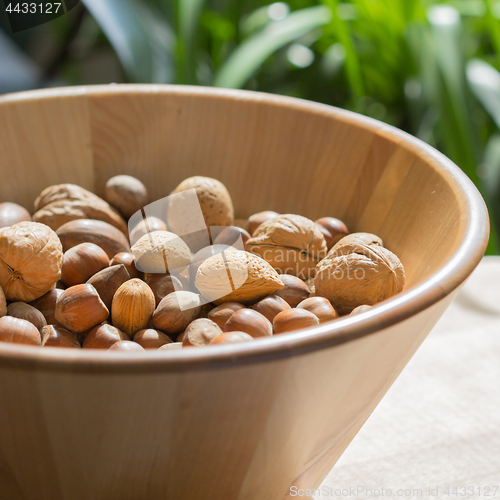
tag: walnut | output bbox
[33,184,128,234]
[328,232,383,256]
[246,214,327,279]
[0,222,63,301]
[314,243,405,314]
[195,250,284,305]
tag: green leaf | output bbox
[213,5,332,89]
[177,0,206,84]
[467,58,500,129]
[81,0,173,83]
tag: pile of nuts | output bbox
[0,175,405,351]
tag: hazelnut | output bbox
[176,331,186,343]
[213,226,251,247]
[195,249,284,305]
[145,273,183,306]
[61,242,110,286]
[297,297,338,323]
[207,302,245,329]
[159,342,183,351]
[56,219,131,259]
[129,217,167,246]
[315,243,405,314]
[55,284,109,333]
[110,252,142,279]
[0,202,31,228]
[111,279,156,336]
[41,325,80,348]
[350,304,374,316]
[108,340,145,352]
[315,217,349,247]
[133,328,172,349]
[0,285,6,317]
[0,316,41,345]
[223,309,272,338]
[182,318,222,347]
[273,309,319,334]
[7,302,47,331]
[274,274,310,307]
[104,175,149,219]
[248,211,279,235]
[246,214,327,279]
[83,323,129,349]
[86,264,130,310]
[210,331,254,345]
[0,221,63,302]
[252,294,291,322]
[131,231,192,274]
[151,291,201,335]
[30,288,64,326]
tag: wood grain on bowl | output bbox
[0,85,489,500]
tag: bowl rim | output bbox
[0,84,490,372]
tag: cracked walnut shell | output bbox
[314,243,405,314]
[0,222,63,302]
[246,214,327,279]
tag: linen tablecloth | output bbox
[315,257,500,499]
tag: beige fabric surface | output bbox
[314,257,500,500]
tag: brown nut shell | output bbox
[110,252,142,279]
[0,202,31,228]
[131,231,192,274]
[195,250,284,305]
[315,217,349,247]
[129,217,166,246]
[296,297,339,323]
[207,302,246,329]
[33,184,128,234]
[247,214,327,279]
[57,219,131,259]
[108,340,145,352]
[30,288,64,326]
[105,175,149,219]
[0,316,41,345]
[182,318,222,347]
[61,242,110,287]
[350,304,374,316]
[159,342,183,351]
[328,232,383,257]
[252,294,291,322]
[133,329,173,349]
[274,274,310,307]
[223,308,272,338]
[210,331,254,345]
[55,284,109,333]
[41,325,80,348]
[111,279,156,336]
[248,211,279,236]
[315,243,405,314]
[83,323,129,349]
[86,264,130,311]
[151,291,201,335]
[7,302,47,331]
[0,222,63,302]
[213,226,251,247]
[273,309,320,334]
[145,273,183,306]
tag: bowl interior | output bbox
[0,85,489,364]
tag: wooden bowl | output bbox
[0,86,488,500]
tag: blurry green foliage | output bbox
[3,0,500,252]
